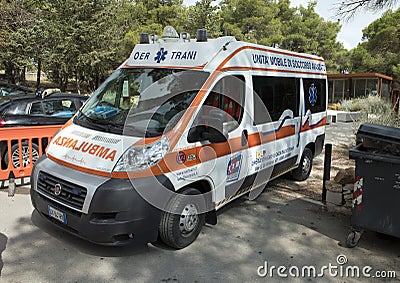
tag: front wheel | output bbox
[158,187,205,249]
[291,147,313,181]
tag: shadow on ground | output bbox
[2,186,399,282]
[0,233,7,277]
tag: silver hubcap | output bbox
[302,155,311,175]
[12,145,39,167]
[179,203,199,234]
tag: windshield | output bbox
[76,68,209,137]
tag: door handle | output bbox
[241,130,248,146]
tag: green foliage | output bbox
[220,0,348,71]
[0,0,376,93]
[0,0,35,83]
[350,8,400,87]
[184,0,221,38]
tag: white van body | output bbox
[31,31,327,248]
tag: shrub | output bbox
[340,95,399,129]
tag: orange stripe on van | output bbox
[61,118,73,129]
[49,120,311,179]
[111,164,163,179]
[157,125,296,175]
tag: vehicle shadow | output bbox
[30,210,149,257]
[0,233,7,276]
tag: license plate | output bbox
[48,205,67,224]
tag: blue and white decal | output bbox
[226,153,242,182]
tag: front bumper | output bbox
[30,156,166,245]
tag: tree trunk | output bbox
[36,59,41,89]
[20,67,26,84]
[4,62,15,84]
[60,75,68,92]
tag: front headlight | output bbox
[113,136,169,172]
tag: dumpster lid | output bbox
[356,123,400,156]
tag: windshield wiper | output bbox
[76,110,146,136]
[75,110,110,131]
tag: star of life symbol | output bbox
[154,48,168,63]
[309,83,317,106]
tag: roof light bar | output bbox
[196,29,207,42]
[140,33,150,44]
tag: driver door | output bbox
[194,74,249,207]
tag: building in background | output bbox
[327,73,393,104]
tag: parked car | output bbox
[0,92,88,168]
[0,82,34,96]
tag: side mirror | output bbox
[187,109,228,143]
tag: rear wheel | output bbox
[291,147,313,181]
[4,142,40,168]
[158,187,205,249]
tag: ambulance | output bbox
[30,27,327,249]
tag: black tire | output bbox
[158,187,205,249]
[291,147,313,181]
[4,142,40,168]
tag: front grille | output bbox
[37,193,82,217]
[37,171,87,211]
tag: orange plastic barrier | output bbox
[0,125,61,182]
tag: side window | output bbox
[42,99,77,117]
[203,75,245,132]
[303,78,326,113]
[30,102,45,115]
[253,76,299,124]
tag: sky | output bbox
[183,0,400,50]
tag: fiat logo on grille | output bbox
[54,184,62,196]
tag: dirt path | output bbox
[271,121,356,200]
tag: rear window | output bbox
[0,100,26,115]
